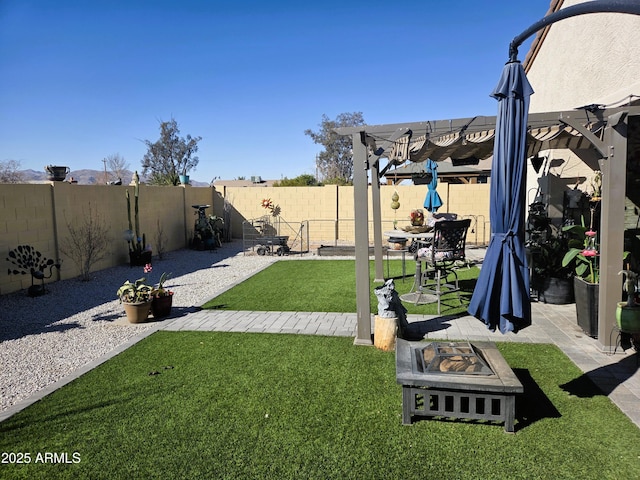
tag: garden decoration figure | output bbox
[191,204,223,250]
[410,209,424,227]
[374,279,408,341]
[618,269,638,307]
[7,245,61,296]
[261,198,281,217]
[590,170,602,202]
[391,191,400,229]
[375,279,402,318]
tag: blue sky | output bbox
[0,0,551,183]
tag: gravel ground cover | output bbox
[0,241,278,412]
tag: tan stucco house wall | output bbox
[524,0,640,223]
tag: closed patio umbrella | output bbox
[468,61,533,333]
[423,159,443,213]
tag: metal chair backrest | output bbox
[428,219,471,265]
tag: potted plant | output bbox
[560,172,606,336]
[390,191,400,229]
[45,165,70,181]
[528,233,574,305]
[191,205,224,250]
[144,264,174,318]
[410,209,424,227]
[117,276,154,323]
[179,169,189,185]
[562,215,600,336]
[616,270,640,352]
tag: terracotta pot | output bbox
[122,301,152,323]
[151,294,173,318]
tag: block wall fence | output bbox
[1,182,490,295]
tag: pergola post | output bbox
[371,158,385,283]
[352,131,373,345]
[597,112,628,349]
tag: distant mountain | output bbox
[17,169,209,186]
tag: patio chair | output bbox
[414,218,471,314]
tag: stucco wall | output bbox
[527,0,640,113]
[2,182,490,295]
[524,0,640,221]
[0,182,489,294]
[214,183,490,245]
[1,183,215,295]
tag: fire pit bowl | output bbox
[396,339,523,432]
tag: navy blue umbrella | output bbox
[468,61,533,333]
[423,159,443,213]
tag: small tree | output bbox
[273,174,319,187]
[0,159,24,183]
[105,153,129,182]
[59,204,110,281]
[304,112,365,184]
[141,118,202,185]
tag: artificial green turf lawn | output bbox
[1,332,639,479]
[203,259,478,316]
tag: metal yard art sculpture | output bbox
[7,245,61,296]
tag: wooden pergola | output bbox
[337,105,640,350]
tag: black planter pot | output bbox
[45,165,69,181]
[151,294,173,318]
[538,276,575,305]
[129,250,152,267]
[574,276,598,337]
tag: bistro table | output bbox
[384,230,435,304]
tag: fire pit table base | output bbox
[402,385,517,432]
[396,339,523,433]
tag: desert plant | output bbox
[155,219,167,260]
[117,277,153,303]
[125,171,149,257]
[144,263,172,297]
[59,204,109,281]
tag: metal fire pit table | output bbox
[396,339,523,432]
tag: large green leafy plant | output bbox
[117,277,153,303]
[562,221,599,283]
